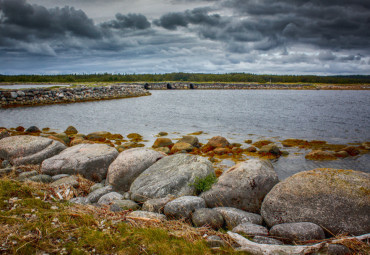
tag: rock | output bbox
[117,142,145,151]
[362,142,370,150]
[0,128,10,140]
[213,207,263,229]
[192,208,224,229]
[47,135,68,146]
[206,235,226,248]
[245,146,257,152]
[142,196,174,213]
[207,136,230,148]
[178,136,199,148]
[0,136,66,165]
[213,148,231,155]
[325,244,351,255]
[41,144,118,182]
[107,148,165,192]
[1,159,11,168]
[157,132,168,136]
[127,211,167,221]
[51,174,70,181]
[244,139,252,144]
[97,192,123,205]
[253,140,273,148]
[281,139,307,148]
[164,196,206,220]
[152,138,173,148]
[130,154,214,202]
[154,147,170,154]
[69,197,87,205]
[127,133,143,141]
[64,126,78,135]
[201,159,279,213]
[53,133,70,145]
[70,137,93,146]
[90,183,104,193]
[342,146,360,156]
[85,185,113,203]
[305,150,337,160]
[261,168,370,235]
[28,174,52,183]
[15,126,25,132]
[259,144,281,155]
[18,170,38,181]
[252,236,283,245]
[88,131,111,138]
[170,142,194,153]
[51,176,79,188]
[334,151,349,158]
[111,200,140,211]
[86,133,106,142]
[269,222,325,243]
[0,168,12,177]
[232,223,269,237]
[26,126,40,133]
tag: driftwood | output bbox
[228,231,370,255]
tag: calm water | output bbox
[0,84,70,89]
[1,90,369,178]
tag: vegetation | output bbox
[1,72,370,84]
[190,174,218,195]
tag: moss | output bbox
[252,140,272,148]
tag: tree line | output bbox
[0,73,369,84]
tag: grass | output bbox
[190,174,218,195]
[0,178,244,254]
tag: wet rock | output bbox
[342,146,360,156]
[53,133,70,145]
[164,196,205,220]
[47,135,68,146]
[70,137,93,146]
[41,143,118,182]
[206,235,226,248]
[127,211,167,221]
[26,126,41,133]
[18,170,38,181]
[107,148,165,192]
[157,132,168,136]
[334,151,349,158]
[213,148,231,155]
[97,192,123,205]
[142,196,174,213]
[201,159,278,213]
[259,144,281,155]
[252,236,283,245]
[152,138,173,148]
[269,222,325,243]
[111,200,140,211]
[244,139,252,144]
[261,168,370,235]
[127,133,143,141]
[28,174,53,183]
[86,133,106,142]
[192,208,224,229]
[178,136,199,148]
[253,140,272,148]
[245,146,257,152]
[85,185,113,203]
[15,126,25,132]
[51,176,79,188]
[213,207,263,229]
[0,136,66,165]
[170,142,194,153]
[117,142,145,151]
[232,223,269,237]
[305,150,337,160]
[130,154,214,202]
[207,136,230,148]
[64,126,78,135]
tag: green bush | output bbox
[190,174,217,195]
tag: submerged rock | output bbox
[305,150,337,160]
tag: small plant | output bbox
[190,174,217,195]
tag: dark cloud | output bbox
[101,13,150,30]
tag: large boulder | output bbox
[261,168,370,235]
[130,154,214,202]
[107,148,165,192]
[0,136,66,165]
[201,159,279,213]
[41,144,118,182]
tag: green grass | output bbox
[190,174,218,195]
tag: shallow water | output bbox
[0,89,369,178]
[0,84,70,89]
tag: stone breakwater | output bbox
[0,84,150,108]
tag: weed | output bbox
[190,174,217,195]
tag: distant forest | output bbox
[1,73,369,84]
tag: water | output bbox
[1,89,369,179]
[0,84,70,89]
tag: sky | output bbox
[0,0,369,75]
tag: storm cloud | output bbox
[0,0,369,74]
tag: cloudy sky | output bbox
[0,0,369,75]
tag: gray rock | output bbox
[122,192,131,200]
[232,223,269,237]
[127,211,167,221]
[41,144,118,182]
[213,207,263,229]
[164,196,206,219]
[51,176,79,188]
[18,170,39,181]
[206,235,226,248]
[142,196,174,213]
[259,144,281,155]
[107,148,165,192]
[28,174,52,183]
[97,192,123,205]
[111,200,140,211]
[269,222,326,243]
[261,168,370,235]
[192,208,224,229]
[26,126,40,133]
[1,159,10,168]
[252,236,284,245]
[90,183,104,193]
[325,244,351,255]
[0,136,66,165]
[51,174,70,181]
[201,159,279,213]
[86,185,113,203]
[69,197,87,205]
[130,154,214,202]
